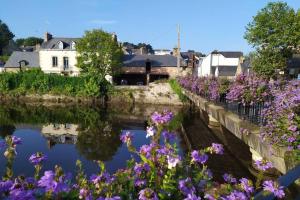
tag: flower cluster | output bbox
[178,74,300,150]
[0,110,286,199]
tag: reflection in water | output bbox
[0,103,185,177]
[0,102,254,180]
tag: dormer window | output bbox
[71,41,76,50]
[58,41,64,49]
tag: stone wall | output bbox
[182,89,298,174]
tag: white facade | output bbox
[197,52,241,77]
[39,50,80,76]
[154,49,171,55]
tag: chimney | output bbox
[140,47,147,55]
[112,32,117,42]
[173,47,179,56]
[35,43,40,51]
[44,32,52,42]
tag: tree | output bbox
[0,20,14,55]
[15,37,43,47]
[244,2,300,78]
[76,29,123,81]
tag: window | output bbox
[52,56,58,67]
[58,41,64,49]
[71,41,76,50]
[63,57,69,69]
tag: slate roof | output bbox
[212,51,243,58]
[4,51,39,68]
[287,54,300,68]
[122,55,186,67]
[40,38,80,50]
[217,66,237,76]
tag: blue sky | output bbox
[1,0,299,54]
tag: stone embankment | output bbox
[182,89,298,174]
[0,82,184,106]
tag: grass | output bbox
[168,79,188,102]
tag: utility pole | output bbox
[177,24,180,68]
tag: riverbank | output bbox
[0,82,184,106]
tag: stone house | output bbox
[115,54,186,85]
[4,51,39,72]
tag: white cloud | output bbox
[89,19,117,25]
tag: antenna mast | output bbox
[177,24,180,68]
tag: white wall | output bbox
[39,50,80,76]
[211,54,239,66]
[154,50,171,55]
[197,55,211,77]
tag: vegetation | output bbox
[76,29,123,80]
[244,2,300,78]
[168,79,187,102]
[15,37,43,47]
[123,42,154,54]
[0,19,14,55]
[0,69,109,97]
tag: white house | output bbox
[197,51,243,78]
[154,49,172,55]
[39,32,80,76]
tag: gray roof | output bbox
[287,54,300,68]
[212,51,243,58]
[218,66,237,76]
[40,37,80,50]
[4,51,39,68]
[122,55,186,67]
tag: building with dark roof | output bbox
[39,32,80,76]
[115,54,186,85]
[4,51,39,72]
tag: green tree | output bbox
[76,29,123,80]
[0,20,14,55]
[244,2,300,78]
[16,37,43,47]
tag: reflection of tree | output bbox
[76,120,122,161]
[0,125,15,138]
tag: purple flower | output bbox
[211,143,224,155]
[79,188,92,200]
[38,171,70,194]
[254,159,273,171]
[97,196,121,200]
[146,126,156,138]
[184,193,201,200]
[191,150,208,164]
[223,173,237,183]
[239,178,254,194]
[138,188,158,200]
[9,189,35,200]
[134,178,146,187]
[134,163,150,176]
[0,180,13,193]
[12,136,22,145]
[178,178,195,196]
[263,180,285,198]
[151,111,173,125]
[120,131,133,144]
[90,172,114,185]
[225,190,247,200]
[162,130,176,141]
[29,152,47,165]
[167,155,181,169]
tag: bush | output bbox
[168,79,187,102]
[0,69,110,97]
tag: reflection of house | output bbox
[4,51,39,72]
[197,51,243,78]
[41,124,79,148]
[115,54,186,85]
